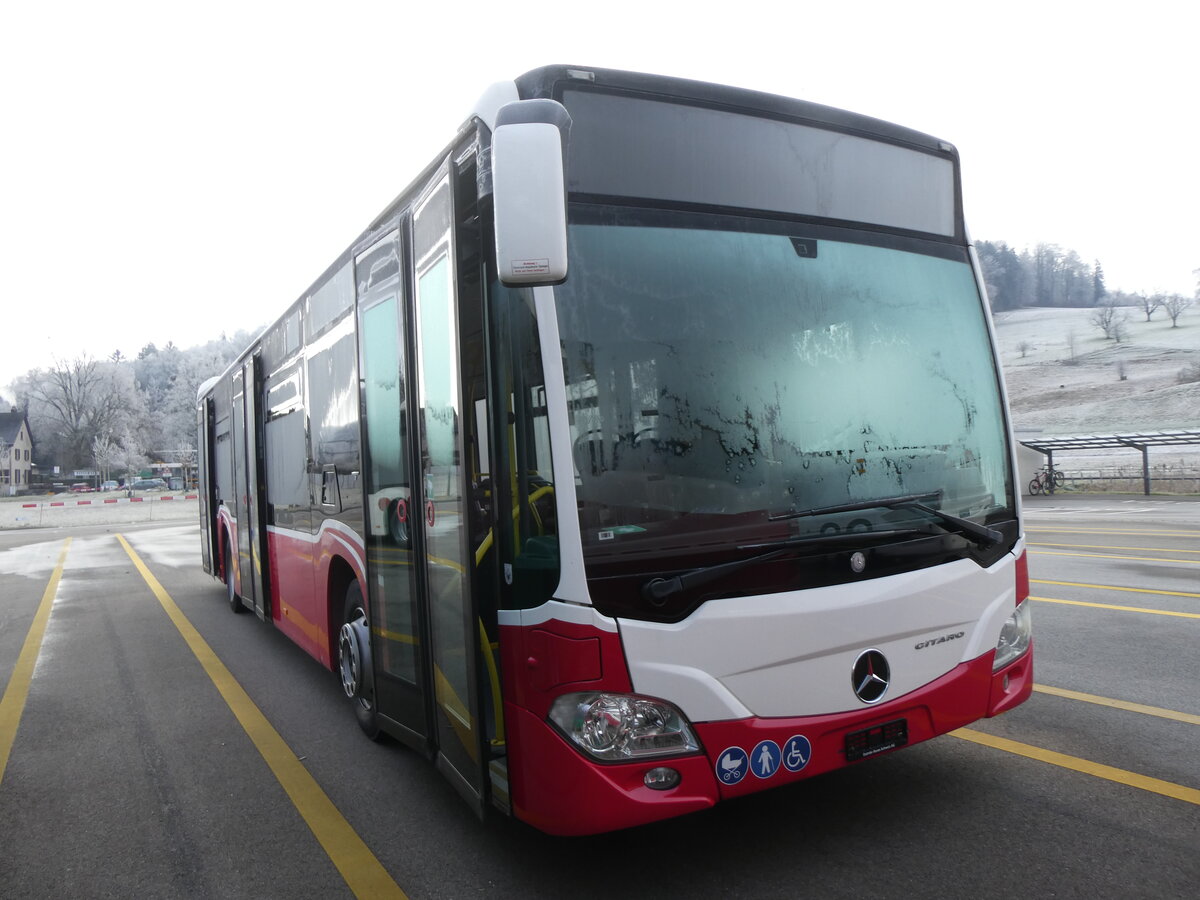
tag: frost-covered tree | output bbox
[15,357,142,471]
[1137,293,1164,322]
[1162,294,1192,327]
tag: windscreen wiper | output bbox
[768,491,943,521]
[642,546,794,604]
[642,495,1003,604]
[641,527,899,604]
[895,500,1003,548]
[769,490,1002,548]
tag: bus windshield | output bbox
[555,212,1014,562]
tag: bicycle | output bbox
[1028,466,1065,495]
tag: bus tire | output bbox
[339,581,381,740]
[226,536,244,614]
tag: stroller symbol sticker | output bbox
[716,747,749,785]
[783,735,812,772]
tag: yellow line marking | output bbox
[1033,685,1200,726]
[1026,527,1196,537]
[0,539,71,787]
[1032,579,1200,599]
[1031,595,1200,619]
[1028,549,1199,565]
[951,727,1200,806]
[1029,541,1200,555]
[116,535,406,900]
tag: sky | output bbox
[2,0,1196,395]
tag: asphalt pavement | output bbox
[1,497,1197,898]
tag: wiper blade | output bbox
[897,501,1003,548]
[738,528,923,552]
[642,495,1004,604]
[769,490,1002,548]
[768,491,943,521]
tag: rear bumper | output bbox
[505,644,1032,835]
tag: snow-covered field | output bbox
[992,304,1200,479]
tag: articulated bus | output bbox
[197,65,1032,836]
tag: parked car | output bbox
[70,483,93,493]
[100,480,118,491]
[128,478,168,491]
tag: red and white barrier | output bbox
[22,494,199,509]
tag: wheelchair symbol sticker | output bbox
[783,735,812,772]
[716,747,749,785]
[751,740,781,779]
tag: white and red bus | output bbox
[197,65,1032,836]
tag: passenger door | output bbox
[410,162,487,810]
[357,228,432,747]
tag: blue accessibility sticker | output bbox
[716,746,749,785]
[782,735,812,772]
[751,740,782,779]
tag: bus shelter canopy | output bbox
[1018,429,1200,494]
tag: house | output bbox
[0,407,34,495]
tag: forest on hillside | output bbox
[2,334,254,481]
[976,240,1195,313]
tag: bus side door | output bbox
[410,160,488,811]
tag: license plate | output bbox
[845,718,908,761]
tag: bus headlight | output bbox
[993,599,1032,672]
[548,692,700,761]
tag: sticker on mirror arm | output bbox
[511,258,550,277]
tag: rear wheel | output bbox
[1052,469,1066,487]
[225,536,244,613]
[1028,477,1043,496]
[338,581,381,740]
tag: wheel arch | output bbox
[326,554,358,668]
[216,518,232,582]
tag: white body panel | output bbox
[619,544,1021,722]
[498,599,619,633]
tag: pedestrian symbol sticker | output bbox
[716,747,749,785]
[751,740,781,779]
[783,735,812,773]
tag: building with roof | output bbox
[1,407,34,495]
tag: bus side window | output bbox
[488,280,559,610]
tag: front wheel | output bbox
[1028,477,1043,496]
[1052,469,1066,487]
[338,581,381,740]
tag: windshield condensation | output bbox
[555,220,1012,557]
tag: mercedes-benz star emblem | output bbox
[852,649,890,704]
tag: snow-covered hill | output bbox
[993,305,1199,432]
[991,304,1200,478]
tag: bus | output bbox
[197,65,1032,836]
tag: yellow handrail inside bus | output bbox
[478,618,505,748]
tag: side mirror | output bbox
[492,99,571,286]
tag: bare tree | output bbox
[1137,293,1163,322]
[112,427,149,480]
[17,356,142,471]
[1090,301,1129,341]
[92,432,119,483]
[1162,294,1192,327]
